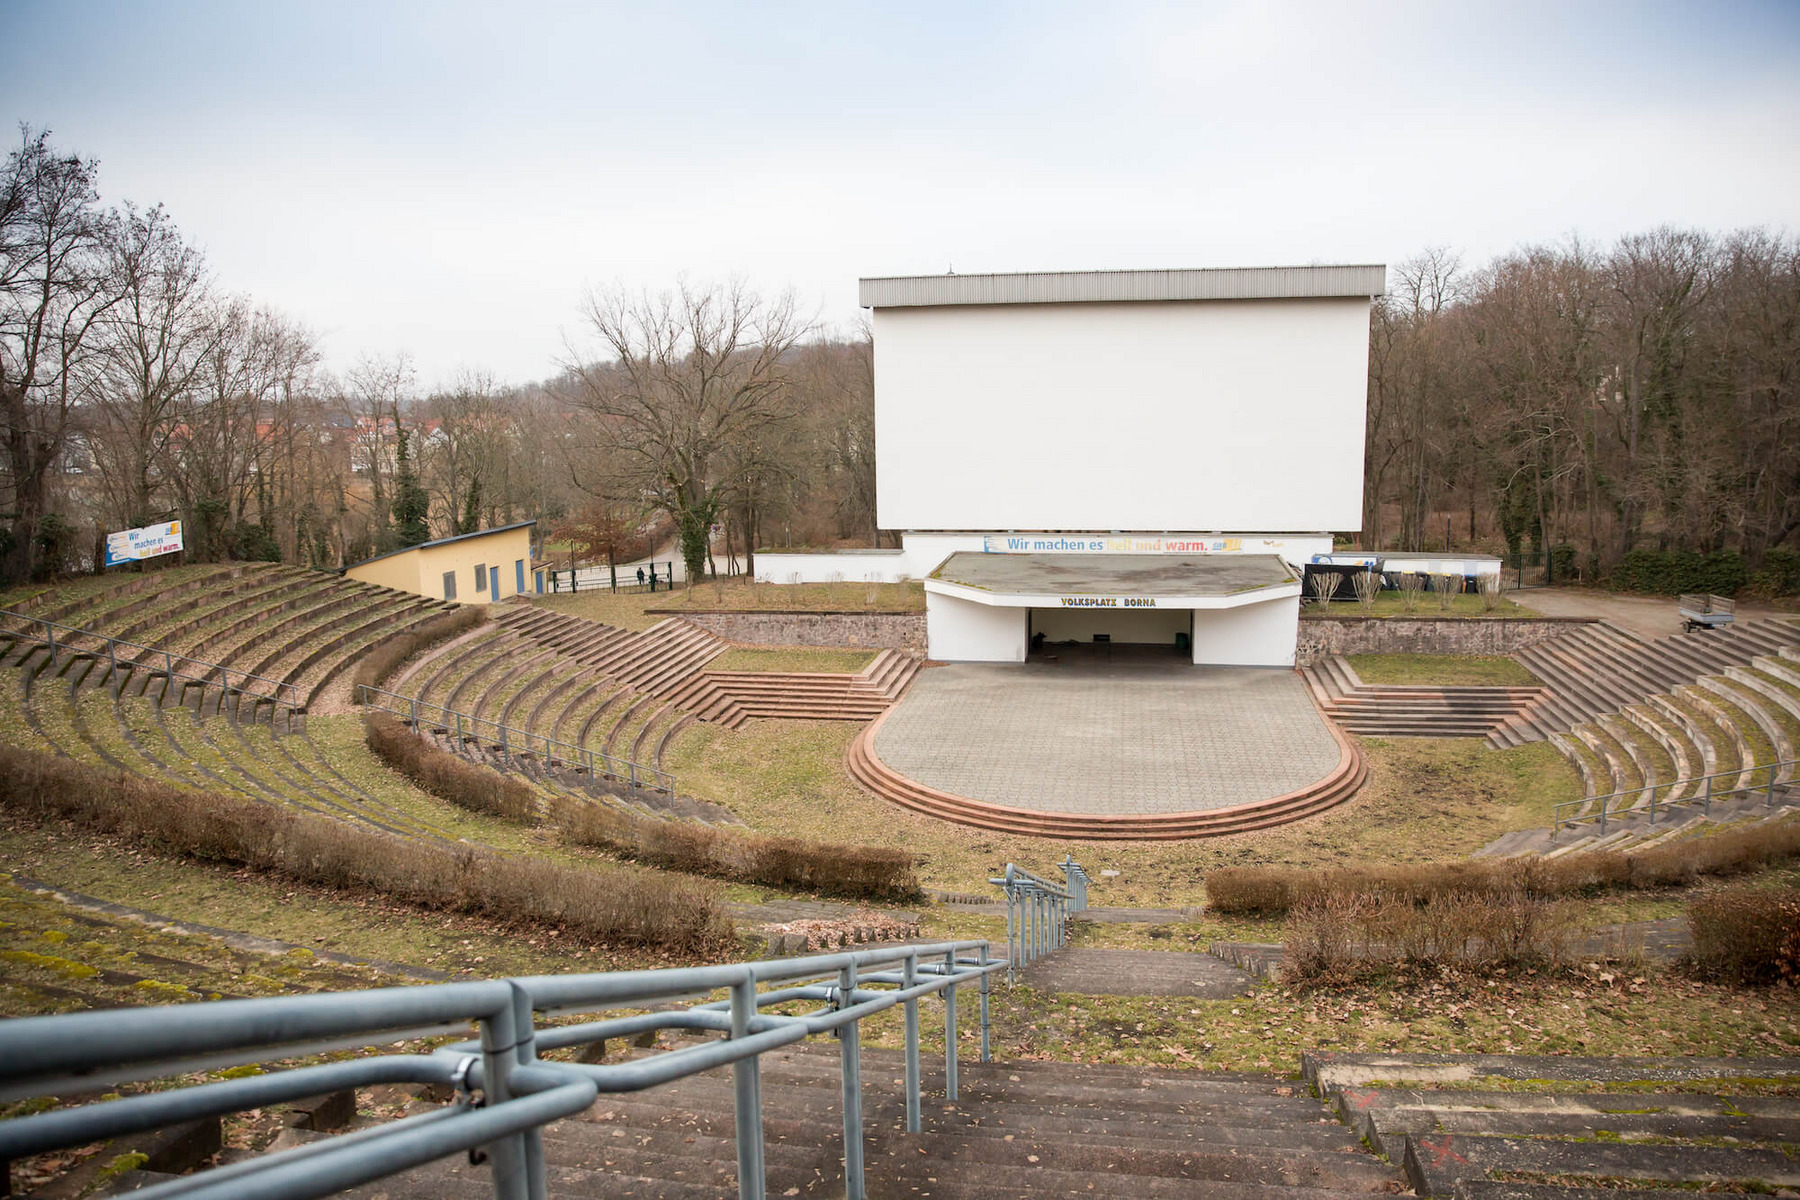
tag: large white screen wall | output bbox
[873,297,1371,532]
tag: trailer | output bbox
[1678,593,1736,632]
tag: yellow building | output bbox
[344,521,537,603]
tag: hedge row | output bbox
[366,712,537,821]
[0,742,734,954]
[1207,821,1800,915]
[1686,885,1800,985]
[351,605,487,695]
[1607,549,1750,597]
[361,713,920,901]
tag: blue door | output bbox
[490,565,500,597]
[516,558,526,594]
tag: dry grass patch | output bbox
[0,742,733,954]
[664,722,1580,907]
[1686,884,1800,985]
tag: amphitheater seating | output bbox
[1302,654,1543,737]
[844,704,1367,840]
[665,648,924,728]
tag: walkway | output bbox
[1016,947,1256,998]
[873,660,1342,816]
[1522,587,1793,640]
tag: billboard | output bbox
[105,520,184,567]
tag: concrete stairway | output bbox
[349,1042,1409,1199]
[1306,1050,1800,1197]
[1304,656,1543,739]
[665,648,925,728]
[1489,618,1800,747]
[495,608,729,702]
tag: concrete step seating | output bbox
[343,1040,1408,1200]
[1487,618,1800,748]
[1303,655,1543,738]
[665,648,925,728]
[494,607,730,701]
[1305,1050,1800,1198]
[845,705,1368,840]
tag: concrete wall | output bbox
[1295,615,1591,664]
[651,610,926,651]
[753,549,909,585]
[926,591,1027,662]
[1031,605,1191,645]
[1190,595,1301,667]
[873,297,1370,532]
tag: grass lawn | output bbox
[662,722,1582,907]
[1346,653,1542,687]
[533,579,924,631]
[1306,592,1540,618]
[709,646,880,674]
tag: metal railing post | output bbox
[1649,782,1658,824]
[45,620,56,670]
[409,696,419,729]
[1704,772,1713,818]
[510,985,547,1200]
[729,976,766,1200]
[1769,765,1778,808]
[1003,888,1015,982]
[479,985,533,1200]
[943,950,959,1102]
[979,961,991,1063]
[902,954,920,1133]
[1599,793,1608,836]
[838,961,864,1200]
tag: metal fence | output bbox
[990,860,1087,981]
[545,562,679,595]
[357,682,675,794]
[0,607,302,715]
[0,939,1001,1200]
[1552,756,1797,837]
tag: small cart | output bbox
[1678,593,1736,632]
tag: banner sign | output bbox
[105,520,184,566]
[983,535,1244,554]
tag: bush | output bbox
[552,795,920,901]
[1685,885,1800,985]
[1282,885,1574,988]
[1207,825,1800,917]
[1608,548,1748,597]
[352,605,487,697]
[364,713,537,821]
[361,714,920,901]
[1745,548,1800,600]
[0,742,733,954]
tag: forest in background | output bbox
[5,127,1798,592]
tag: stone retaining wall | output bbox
[1296,615,1592,664]
[649,609,927,651]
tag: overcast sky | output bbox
[6,0,1798,386]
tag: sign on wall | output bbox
[105,520,184,567]
[983,534,1245,554]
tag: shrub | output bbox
[352,606,487,696]
[361,714,921,902]
[1745,548,1800,600]
[1685,885,1800,985]
[1205,829,1800,918]
[364,713,537,821]
[0,742,733,953]
[551,795,920,901]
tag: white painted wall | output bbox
[1031,606,1191,645]
[752,549,909,585]
[926,591,1027,662]
[1188,595,1301,667]
[874,298,1370,532]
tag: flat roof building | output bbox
[344,521,536,604]
[759,265,1384,667]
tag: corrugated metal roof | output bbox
[858,265,1387,309]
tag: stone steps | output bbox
[1304,655,1542,738]
[1306,1050,1800,1197]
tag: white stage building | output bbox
[756,265,1384,667]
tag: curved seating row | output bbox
[1302,655,1543,738]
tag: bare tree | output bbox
[566,280,810,583]
[0,127,118,581]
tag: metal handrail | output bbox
[990,862,1082,980]
[0,607,302,714]
[357,682,675,794]
[0,939,1001,1200]
[1551,756,1798,838]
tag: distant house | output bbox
[343,521,536,603]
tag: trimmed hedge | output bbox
[361,712,921,902]
[1608,549,1749,597]
[365,712,537,821]
[352,605,487,695]
[1207,821,1800,915]
[0,741,733,954]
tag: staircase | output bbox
[350,1041,1408,1199]
[1304,656,1542,739]
[666,649,924,727]
[1489,618,1800,747]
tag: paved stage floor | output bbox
[872,655,1342,815]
